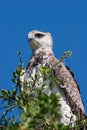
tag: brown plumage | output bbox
[21,30,86,129]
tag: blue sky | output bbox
[0,0,87,113]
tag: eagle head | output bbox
[28,30,53,52]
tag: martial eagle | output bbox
[20,30,86,127]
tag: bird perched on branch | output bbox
[20,30,86,129]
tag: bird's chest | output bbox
[23,62,66,99]
[21,64,76,125]
[20,50,77,125]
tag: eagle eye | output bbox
[35,33,45,38]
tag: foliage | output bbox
[0,51,87,130]
[59,51,72,62]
